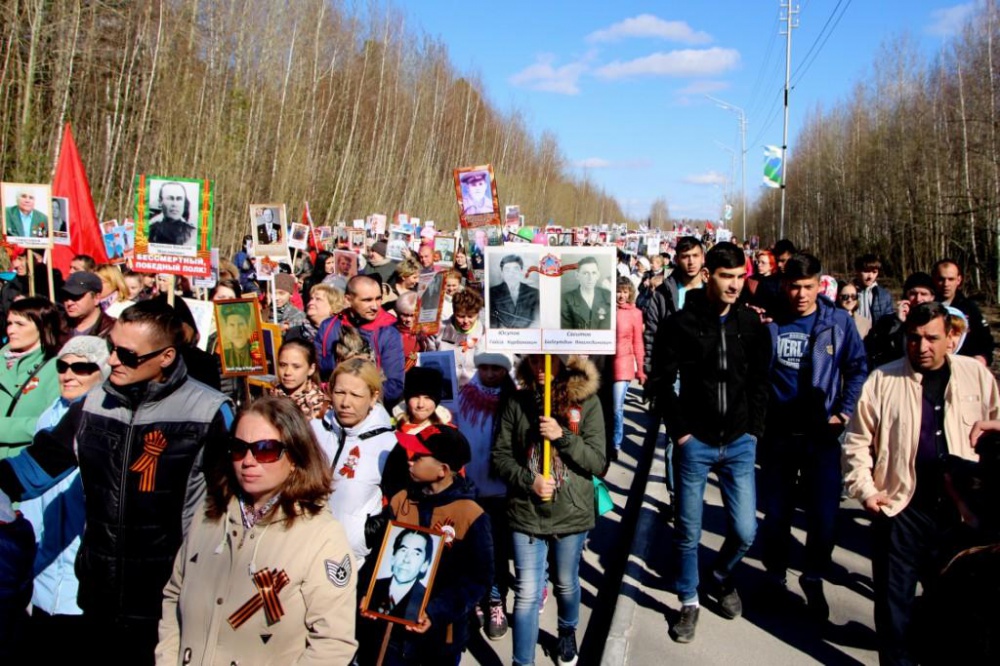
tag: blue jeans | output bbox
[760,430,842,580]
[673,433,758,603]
[612,380,629,449]
[511,530,588,666]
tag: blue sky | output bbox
[393,1,977,229]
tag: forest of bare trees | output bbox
[750,1,1000,301]
[0,0,626,258]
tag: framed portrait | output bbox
[646,235,662,256]
[504,204,520,228]
[214,299,266,376]
[313,225,333,251]
[433,236,456,269]
[558,250,617,332]
[416,271,445,335]
[486,251,541,330]
[352,218,365,229]
[287,222,310,251]
[349,230,366,254]
[101,220,127,265]
[387,228,411,262]
[253,256,280,281]
[454,164,501,229]
[51,196,70,246]
[625,237,640,255]
[546,233,559,247]
[371,213,387,236]
[260,322,282,376]
[191,247,220,291]
[466,224,502,283]
[331,250,359,281]
[396,212,409,227]
[335,225,350,248]
[362,522,444,627]
[250,204,289,258]
[560,232,575,247]
[134,176,209,258]
[417,350,459,407]
[1,182,53,249]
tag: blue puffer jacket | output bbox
[315,309,405,407]
[767,296,868,422]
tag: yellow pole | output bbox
[543,354,551,483]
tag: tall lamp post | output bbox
[706,95,747,241]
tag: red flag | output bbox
[51,123,109,276]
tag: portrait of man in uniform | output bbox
[148,180,198,249]
[489,254,540,329]
[3,184,50,241]
[214,300,263,374]
[561,255,613,330]
[460,170,494,215]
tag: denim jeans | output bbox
[510,530,588,666]
[673,433,758,603]
[760,431,842,580]
[612,380,629,449]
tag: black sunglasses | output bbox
[56,360,101,375]
[839,294,858,302]
[106,339,171,368]
[229,438,286,464]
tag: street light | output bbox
[706,95,747,241]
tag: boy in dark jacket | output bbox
[649,242,772,643]
[360,426,493,665]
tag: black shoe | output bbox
[557,628,578,665]
[670,604,699,643]
[713,579,742,620]
[800,576,830,621]
[485,600,508,641]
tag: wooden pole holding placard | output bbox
[376,623,393,666]
[26,250,36,297]
[269,278,278,324]
[45,249,54,302]
[542,354,552,501]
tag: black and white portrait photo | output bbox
[488,253,540,329]
[147,179,200,255]
[251,204,288,257]
[2,182,52,248]
[363,523,443,626]
[560,252,614,331]
[51,196,70,245]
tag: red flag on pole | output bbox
[51,123,109,276]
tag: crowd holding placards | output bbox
[1,224,1000,666]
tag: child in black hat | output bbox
[360,426,493,665]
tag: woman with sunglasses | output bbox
[266,339,331,419]
[19,336,109,659]
[311,357,400,568]
[837,280,871,340]
[0,297,63,462]
[157,396,357,665]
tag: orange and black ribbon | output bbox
[228,569,290,629]
[129,430,168,492]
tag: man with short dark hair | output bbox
[489,254,540,329]
[865,272,938,370]
[315,275,405,405]
[61,272,115,339]
[0,299,233,665]
[562,256,612,330]
[650,242,772,643]
[761,253,867,619]
[933,259,994,366]
[148,182,196,248]
[854,253,893,324]
[367,528,434,621]
[70,255,96,273]
[844,302,1000,664]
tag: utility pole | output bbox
[706,95,747,240]
[780,1,799,239]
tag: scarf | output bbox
[238,493,282,529]
[4,346,37,370]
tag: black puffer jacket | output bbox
[649,289,772,446]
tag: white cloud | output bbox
[683,171,728,186]
[509,54,588,94]
[594,47,740,80]
[571,157,653,169]
[587,15,712,44]
[675,80,730,96]
[926,3,976,37]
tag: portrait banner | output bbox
[362,522,445,628]
[287,222,310,251]
[370,214,387,236]
[313,226,333,251]
[134,175,213,260]
[213,298,266,376]
[249,203,289,259]
[454,164,501,229]
[387,228,411,262]
[415,271,445,335]
[484,245,617,354]
[432,235,456,269]
[1,182,53,249]
[192,248,220,289]
[51,196,70,246]
[101,220,128,265]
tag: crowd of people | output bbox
[0,228,997,666]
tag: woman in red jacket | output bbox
[612,276,645,457]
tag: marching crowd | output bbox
[0,230,997,666]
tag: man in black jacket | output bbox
[0,300,233,665]
[933,259,995,365]
[649,242,772,644]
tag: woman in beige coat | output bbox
[156,396,357,665]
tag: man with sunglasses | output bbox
[61,271,115,339]
[0,299,233,665]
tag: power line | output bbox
[791,0,853,87]
[745,8,782,121]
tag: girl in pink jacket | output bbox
[612,276,645,456]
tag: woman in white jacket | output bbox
[311,358,400,567]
